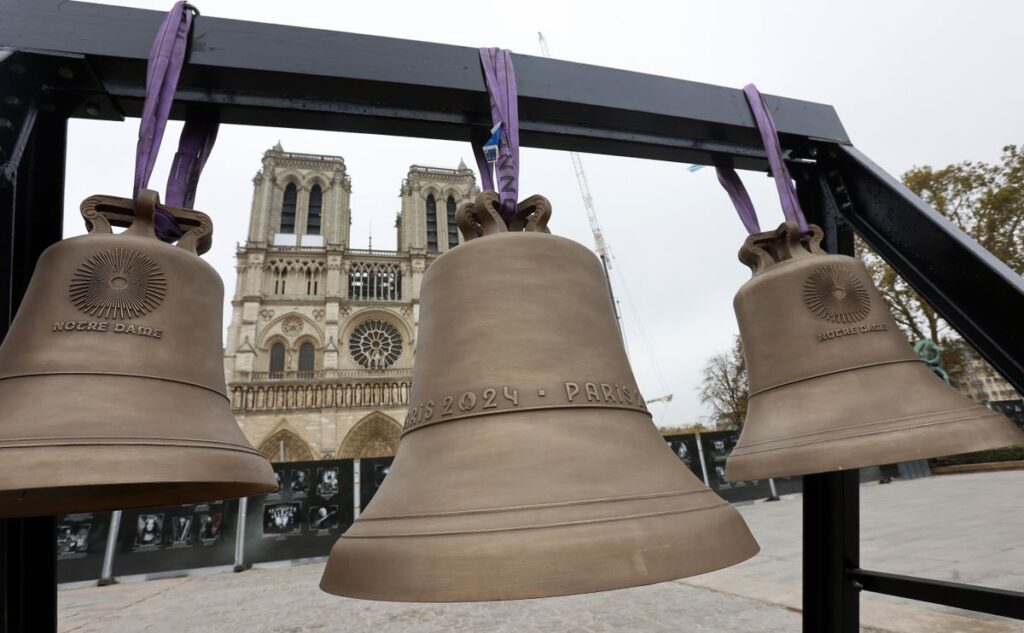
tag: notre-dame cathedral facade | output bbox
[224,144,477,462]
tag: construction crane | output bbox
[537,32,620,330]
[537,31,672,412]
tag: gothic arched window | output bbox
[298,342,315,378]
[426,194,438,252]
[269,342,285,378]
[280,183,297,234]
[446,195,459,248]
[347,262,402,301]
[307,185,322,235]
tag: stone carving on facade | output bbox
[337,413,404,459]
[259,309,275,320]
[313,308,326,321]
[282,316,304,336]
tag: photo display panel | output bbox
[699,430,775,503]
[359,456,394,509]
[663,434,704,480]
[113,500,237,577]
[244,458,354,564]
[56,511,113,583]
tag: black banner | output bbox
[699,431,776,503]
[663,431,787,503]
[244,459,354,565]
[359,456,393,509]
[113,500,237,577]
[56,511,112,583]
[664,434,704,480]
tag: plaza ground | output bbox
[58,470,1024,632]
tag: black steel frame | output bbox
[1,2,1023,631]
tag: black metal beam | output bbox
[0,1,848,170]
[822,145,1024,393]
[851,570,1024,620]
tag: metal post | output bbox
[802,471,860,632]
[0,516,57,633]
[798,173,860,632]
[0,107,67,633]
[694,432,711,486]
[353,459,361,519]
[97,510,121,586]
[233,498,248,572]
[766,478,780,501]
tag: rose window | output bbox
[349,319,402,370]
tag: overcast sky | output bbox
[63,0,1024,426]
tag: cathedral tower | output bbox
[225,145,477,461]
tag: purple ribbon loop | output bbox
[166,116,219,209]
[474,48,520,221]
[715,162,761,235]
[715,84,809,235]
[134,2,218,242]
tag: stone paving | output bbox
[58,471,1024,632]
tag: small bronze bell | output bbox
[0,191,277,517]
[726,222,1024,482]
[321,192,758,602]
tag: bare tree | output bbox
[697,336,748,430]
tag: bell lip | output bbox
[0,445,278,518]
[318,503,759,603]
[724,409,1023,482]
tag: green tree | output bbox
[696,336,748,430]
[860,144,1024,379]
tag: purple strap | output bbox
[715,84,809,234]
[716,164,761,234]
[134,2,218,242]
[166,117,218,209]
[474,48,520,221]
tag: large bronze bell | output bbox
[0,191,277,517]
[321,192,758,602]
[726,222,1024,482]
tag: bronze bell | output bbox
[726,222,1024,482]
[0,191,277,517]
[321,192,758,602]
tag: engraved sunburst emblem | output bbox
[802,264,871,323]
[69,248,167,319]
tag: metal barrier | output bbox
[55,458,395,584]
